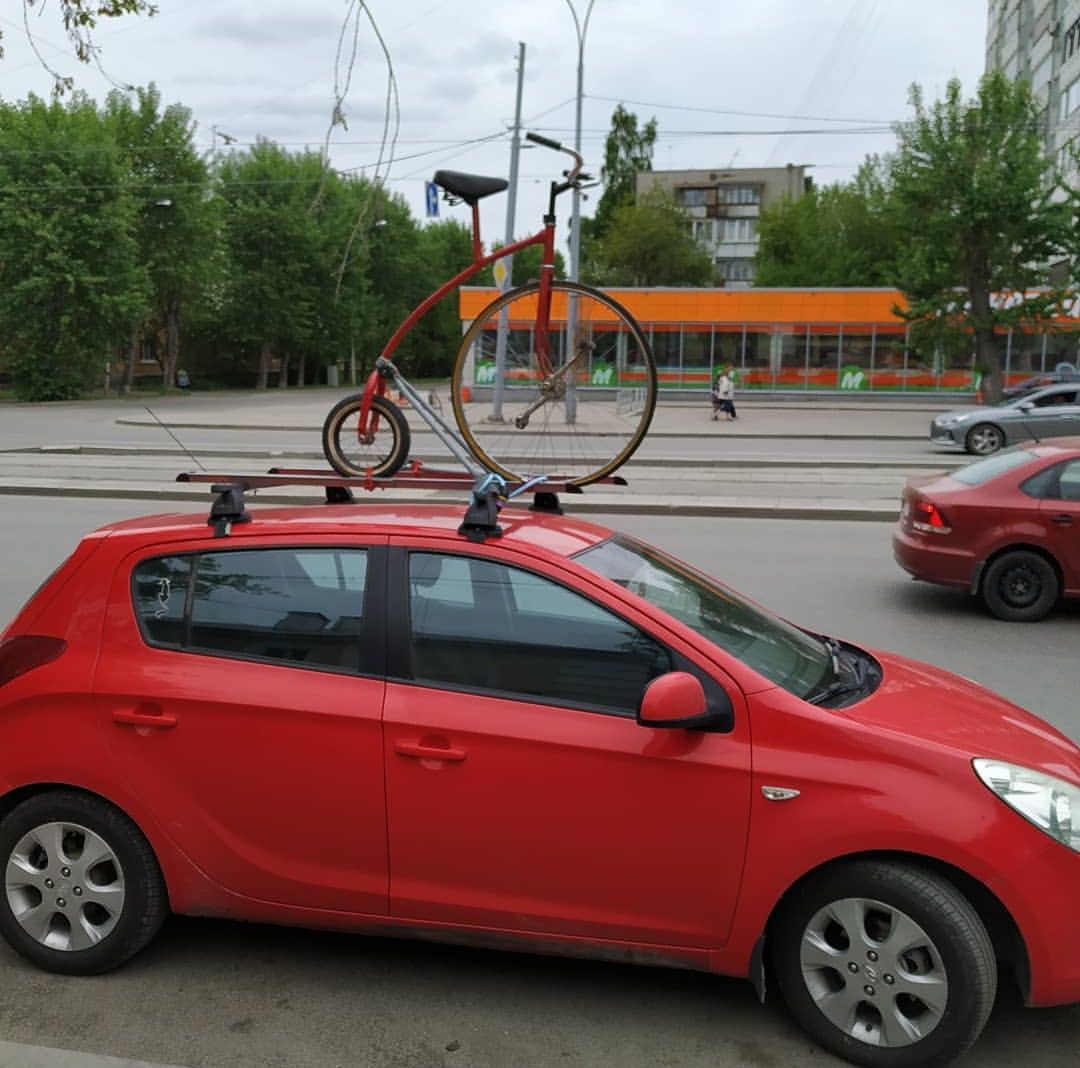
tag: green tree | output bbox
[586,183,714,287]
[104,85,216,390]
[216,142,329,389]
[6,1,157,94]
[755,159,898,286]
[890,72,1073,402]
[0,93,147,400]
[580,105,657,271]
[592,104,657,234]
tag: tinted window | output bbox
[951,447,1041,487]
[132,555,192,648]
[133,548,367,672]
[407,552,671,715]
[1058,459,1080,501]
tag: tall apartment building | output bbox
[636,165,809,285]
[985,0,1080,179]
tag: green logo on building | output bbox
[839,366,867,391]
[475,361,496,385]
[591,364,617,386]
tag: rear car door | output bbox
[93,538,391,913]
[382,542,752,952]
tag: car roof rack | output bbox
[177,462,627,542]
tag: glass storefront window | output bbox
[773,325,807,390]
[1008,328,1045,377]
[840,327,874,391]
[649,325,681,388]
[1046,329,1079,372]
[807,329,841,390]
[682,327,712,390]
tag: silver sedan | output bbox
[930,383,1080,455]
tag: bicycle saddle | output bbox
[433,170,509,205]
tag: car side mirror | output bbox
[637,671,712,729]
[1017,401,1034,412]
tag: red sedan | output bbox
[894,438,1080,621]
[2,489,1079,1068]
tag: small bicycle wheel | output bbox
[322,392,411,478]
[450,280,657,486]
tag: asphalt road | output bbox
[0,501,1077,1068]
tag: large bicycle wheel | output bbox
[322,392,411,478]
[450,280,657,486]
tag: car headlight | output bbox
[935,416,959,427]
[974,759,1080,853]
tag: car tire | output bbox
[0,791,168,975]
[771,860,996,1068]
[981,550,1060,622]
[965,423,1004,455]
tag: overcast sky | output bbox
[1,0,988,241]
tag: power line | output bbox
[585,93,898,126]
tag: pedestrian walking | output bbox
[714,367,737,420]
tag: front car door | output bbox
[382,542,751,954]
[1022,387,1080,438]
[94,538,390,913]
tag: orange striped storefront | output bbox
[458,287,1080,393]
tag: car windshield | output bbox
[575,535,832,699]
[950,446,1040,486]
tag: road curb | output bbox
[112,418,926,442]
[4,445,959,472]
[0,483,899,522]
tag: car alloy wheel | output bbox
[965,423,1004,455]
[0,792,167,974]
[772,861,995,1068]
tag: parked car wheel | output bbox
[965,423,1004,455]
[0,791,167,975]
[981,550,1060,622]
[772,860,996,1068]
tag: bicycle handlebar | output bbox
[525,131,563,151]
[525,131,584,190]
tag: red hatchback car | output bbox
[894,438,1080,621]
[1,490,1079,1068]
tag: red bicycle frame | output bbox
[353,136,582,439]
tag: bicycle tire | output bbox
[450,280,657,486]
[322,392,411,478]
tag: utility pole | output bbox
[490,42,526,423]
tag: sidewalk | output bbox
[0,392,956,521]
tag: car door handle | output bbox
[1051,514,1074,525]
[112,705,178,729]
[394,740,467,762]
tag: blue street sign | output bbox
[425,181,439,218]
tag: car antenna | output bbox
[144,406,208,472]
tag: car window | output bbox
[1059,460,1080,502]
[575,536,831,700]
[1032,390,1077,407]
[951,447,1041,487]
[407,552,672,716]
[133,555,193,648]
[132,548,368,672]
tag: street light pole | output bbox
[564,0,594,286]
[563,0,594,424]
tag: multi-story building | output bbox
[635,165,809,285]
[985,0,1080,182]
